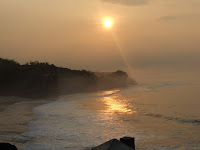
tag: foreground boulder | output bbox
[91,138,134,150]
[120,137,135,149]
[0,143,17,150]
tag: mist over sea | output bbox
[16,77,200,150]
[1,0,200,149]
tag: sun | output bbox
[104,19,112,28]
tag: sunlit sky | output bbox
[0,0,200,80]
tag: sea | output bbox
[18,79,200,150]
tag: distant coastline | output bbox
[0,58,136,98]
[0,58,136,149]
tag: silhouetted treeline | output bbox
[0,58,136,98]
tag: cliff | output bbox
[0,58,136,98]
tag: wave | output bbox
[148,82,184,90]
[144,113,200,125]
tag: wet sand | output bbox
[0,96,54,149]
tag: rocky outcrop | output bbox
[91,137,135,150]
[0,143,17,150]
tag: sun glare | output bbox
[104,19,112,28]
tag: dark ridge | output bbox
[0,58,136,98]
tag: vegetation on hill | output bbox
[0,58,136,98]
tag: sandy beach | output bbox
[0,96,54,149]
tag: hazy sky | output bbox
[0,0,200,76]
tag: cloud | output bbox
[101,0,150,6]
[159,14,200,21]
[159,16,178,21]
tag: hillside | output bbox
[0,58,136,98]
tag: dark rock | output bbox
[120,137,135,150]
[0,142,18,150]
[91,139,134,150]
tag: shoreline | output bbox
[0,96,55,149]
[0,90,115,149]
[0,86,131,149]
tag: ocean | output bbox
[18,81,200,150]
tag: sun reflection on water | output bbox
[98,90,120,96]
[100,96,134,114]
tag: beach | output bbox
[1,81,200,150]
[0,96,54,149]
